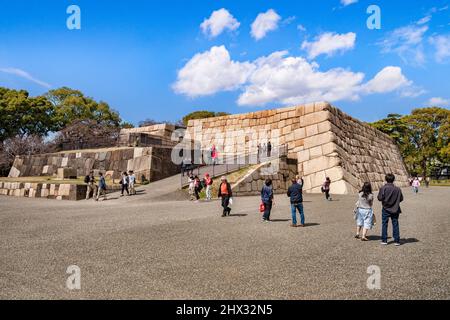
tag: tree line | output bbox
[1,85,448,178]
[0,86,230,176]
[370,107,449,178]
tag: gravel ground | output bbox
[0,185,449,300]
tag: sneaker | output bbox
[394,242,401,246]
[381,242,388,245]
[290,224,297,228]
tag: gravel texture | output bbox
[0,184,449,300]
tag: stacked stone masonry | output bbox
[8,146,180,183]
[187,102,409,194]
[232,157,298,196]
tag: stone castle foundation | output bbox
[187,102,409,194]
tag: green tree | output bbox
[0,87,55,141]
[45,87,122,130]
[182,110,230,126]
[371,107,450,177]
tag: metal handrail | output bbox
[180,144,288,187]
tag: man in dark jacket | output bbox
[261,179,274,222]
[378,173,404,246]
[218,176,232,217]
[287,178,305,227]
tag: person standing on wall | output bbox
[267,141,272,158]
[261,178,274,222]
[218,176,232,217]
[378,173,404,246]
[287,178,305,227]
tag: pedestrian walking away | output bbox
[261,178,274,222]
[218,176,232,217]
[378,174,404,246]
[287,178,305,227]
[84,170,97,200]
[354,182,375,241]
[267,141,272,157]
[96,172,108,201]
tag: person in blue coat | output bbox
[261,179,274,222]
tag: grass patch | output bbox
[430,179,450,187]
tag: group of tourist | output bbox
[188,173,214,202]
[215,173,405,245]
[84,170,137,201]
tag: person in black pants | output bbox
[267,141,272,157]
[120,171,130,197]
[218,176,232,217]
[261,179,274,222]
[378,174,404,246]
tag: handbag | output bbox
[259,202,265,213]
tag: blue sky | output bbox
[1,0,449,125]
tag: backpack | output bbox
[84,175,90,184]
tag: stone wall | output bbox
[232,157,298,197]
[119,123,181,147]
[8,146,180,183]
[187,102,409,194]
[0,182,87,200]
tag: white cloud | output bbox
[362,66,411,94]
[379,25,428,65]
[429,34,450,62]
[237,51,364,106]
[297,24,306,32]
[341,0,358,6]
[0,67,51,88]
[200,8,240,38]
[301,32,356,59]
[173,46,418,107]
[417,15,432,25]
[251,9,281,40]
[172,46,254,97]
[282,16,296,25]
[426,97,450,106]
